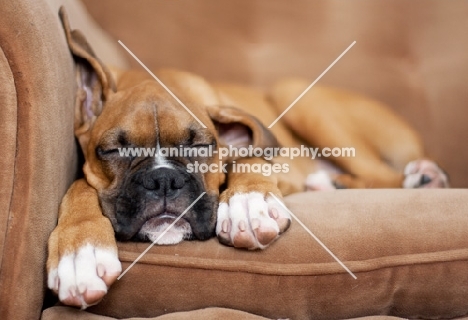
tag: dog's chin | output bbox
[137,214,193,245]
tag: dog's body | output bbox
[47,8,449,308]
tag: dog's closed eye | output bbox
[96,146,120,158]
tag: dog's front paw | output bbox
[216,192,291,250]
[47,220,121,309]
[403,159,449,188]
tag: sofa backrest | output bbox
[82,0,468,187]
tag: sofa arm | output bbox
[0,1,78,319]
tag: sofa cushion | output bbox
[42,306,271,320]
[43,306,440,320]
[81,189,468,319]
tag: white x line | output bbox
[115,39,357,280]
[118,40,207,128]
[117,192,206,280]
[269,192,357,279]
[268,41,356,128]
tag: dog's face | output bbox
[82,79,226,244]
[68,32,277,244]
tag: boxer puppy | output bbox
[47,8,449,309]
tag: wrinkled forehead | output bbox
[156,102,215,147]
[97,83,215,147]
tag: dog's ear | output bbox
[206,105,279,158]
[59,7,116,154]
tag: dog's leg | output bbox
[273,96,404,188]
[47,179,121,309]
[269,79,448,188]
[216,158,291,250]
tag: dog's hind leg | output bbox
[268,78,425,188]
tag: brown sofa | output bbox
[0,0,467,319]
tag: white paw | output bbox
[216,192,291,250]
[48,244,121,309]
[403,159,449,188]
[305,170,336,191]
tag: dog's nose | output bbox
[143,168,185,198]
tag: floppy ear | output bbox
[59,7,116,155]
[206,105,279,159]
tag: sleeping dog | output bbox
[47,8,449,309]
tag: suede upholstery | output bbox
[84,190,468,320]
[0,1,467,320]
[82,0,468,189]
[0,1,78,319]
[0,0,126,319]
[43,306,424,320]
